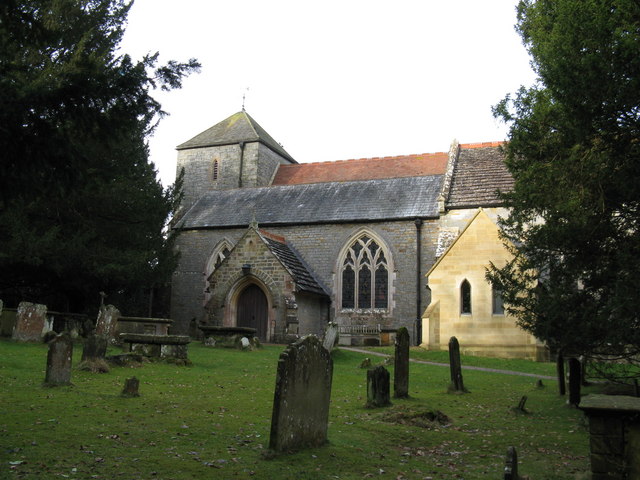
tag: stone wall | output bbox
[171,219,439,343]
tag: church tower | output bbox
[175,111,297,210]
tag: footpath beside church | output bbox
[170,110,546,360]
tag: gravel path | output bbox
[340,346,556,381]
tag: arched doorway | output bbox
[236,284,268,341]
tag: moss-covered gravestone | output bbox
[269,335,333,453]
[44,333,73,387]
[394,327,409,398]
[367,365,391,408]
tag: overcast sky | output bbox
[120,0,537,187]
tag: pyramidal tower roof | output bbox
[176,110,296,163]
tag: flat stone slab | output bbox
[199,325,257,336]
[119,333,190,345]
[580,394,640,413]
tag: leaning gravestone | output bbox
[44,333,73,387]
[448,336,466,393]
[394,327,409,398]
[322,322,339,352]
[13,302,48,342]
[367,365,391,408]
[269,335,333,452]
[95,304,120,342]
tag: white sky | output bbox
[120,0,537,187]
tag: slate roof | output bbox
[446,144,513,209]
[272,152,448,185]
[177,175,444,229]
[258,230,328,296]
[176,111,296,163]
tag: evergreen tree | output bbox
[489,0,640,378]
[0,0,199,313]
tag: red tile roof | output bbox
[272,152,450,185]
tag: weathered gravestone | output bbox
[322,322,339,352]
[269,335,333,452]
[44,333,73,387]
[95,304,120,342]
[367,365,391,408]
[556,350,566,396]
[13,302,49,342]
[448,336,467,393]
[504,446,519,479]
[121,377,140,397]
[80,333,109,372]
[568,357,582,406]
[394,327,409,398]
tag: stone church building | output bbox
[170,110,545,359]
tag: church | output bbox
[169,110,546,360]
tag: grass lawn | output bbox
[1,339,592,479]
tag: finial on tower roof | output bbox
[242,87,249,111]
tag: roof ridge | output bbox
[278,151,449,167]
[258,229,286,244]
[460,141,504,149]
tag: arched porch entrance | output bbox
[236,284,268,341]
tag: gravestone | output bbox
[322,323,339,352]
[504,446,519,479]
[44,333,73,386]
[80,333,109,372]
[13,302,48,342]
[568,357,582,406]
[393,327,409,398]
[557,351,566,396]
[448,336,466,393]
[269,335,333,452]
[121,377,140,397]
[95,304,120,341]
[367,365,391,408]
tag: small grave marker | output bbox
[269,335,333,453]
[367,365,391,408]
[44,333,73,387]
[504,446,519,479]
[121,377,140,397]
[394,327,409,398]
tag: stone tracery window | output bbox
[340,235,389,310]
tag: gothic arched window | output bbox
[340,235,390,310]
[460,279,472,314]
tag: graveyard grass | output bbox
[1,340,592,479]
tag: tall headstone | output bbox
[394,327,409,398]
[13,302,48,342]
[448,336,466,393]
[322,322,339,352]
[557,351,566,396]
[269,335,333,452]
[568,357,582,406]
[504,446,519,479]
[367,365,391,408]
[44,333,73,386]
[95,304,120,341]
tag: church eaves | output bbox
[176,111,296,163]
[175,175,444,229]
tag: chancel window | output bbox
[460,279,472,314]
[492,285,505,315]
[341,235,389,310]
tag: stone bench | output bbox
[198,325,258,348]
[119,333,190,360]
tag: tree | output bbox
[488,0,640,378]
[0,0,199,313]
